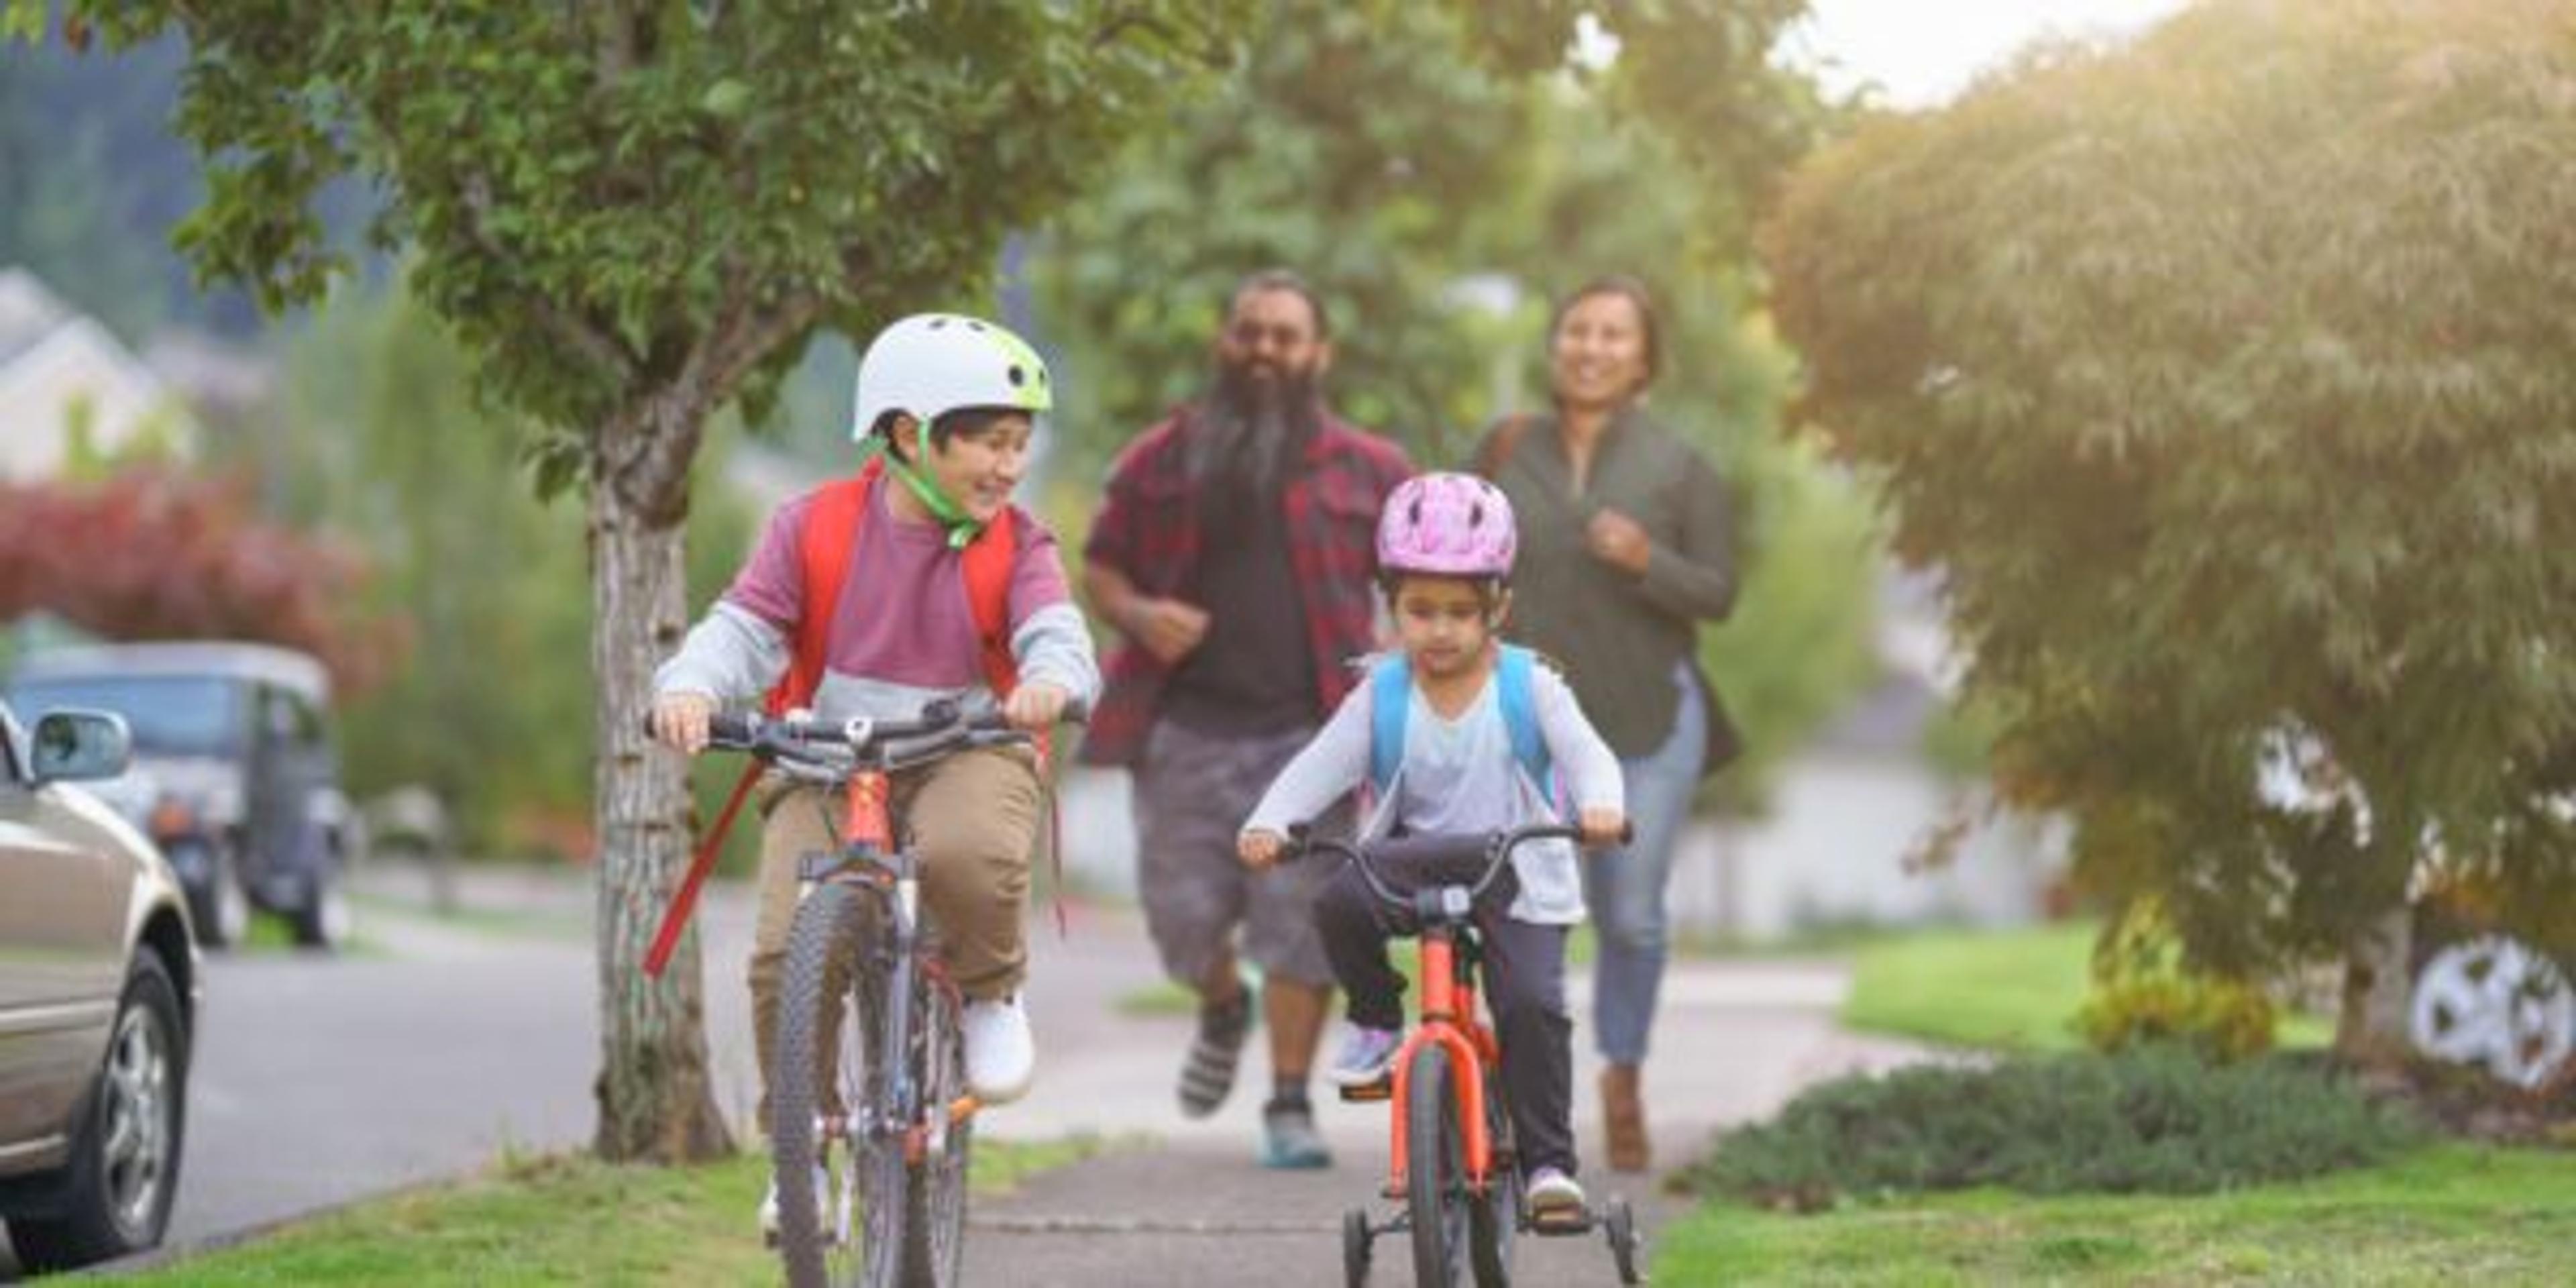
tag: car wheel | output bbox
[7,953,189,1273]
[184,843,253,951]
[292,861,352,950]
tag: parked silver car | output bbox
[0,700,200,1272]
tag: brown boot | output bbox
[1601,1064,1650,1173]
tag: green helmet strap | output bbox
[881,445,983,549]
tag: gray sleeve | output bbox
[1633,449,1738,623]
[1535,665,1625,813]
[1242,686,1373,835]
[654,601,789,704]
[1013,602,1102,707]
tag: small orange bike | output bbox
[1289,823,1645,1287]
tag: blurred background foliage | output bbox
[5,1,1880,853]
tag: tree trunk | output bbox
[588,404,733,1162]
[2334,903,2414,1069]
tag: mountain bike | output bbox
[1289,823,1645,1287]
[705,699,1072,1288]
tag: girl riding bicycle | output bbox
[649,313,1099,1236]
[1237,472,1625,1223]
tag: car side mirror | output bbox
[30,710,134,785]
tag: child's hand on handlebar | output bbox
[1578,808,1629,851]
[650,692,718,755]
[1237,828,1287,871]
[1002,681,1071,731]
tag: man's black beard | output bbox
[1191,361,1321,498]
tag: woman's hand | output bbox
[1585,508,1654,576]
[1578,807,1629,851]
[649,692,718,755]
[1238,828,1287,870]
[1004,681,1071,731]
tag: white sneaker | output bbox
[1526,1166,1586,1221]
[963,993,1036,1104]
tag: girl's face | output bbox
[1548,290,1652,413]
[1392,576,1506,680]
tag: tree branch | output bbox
[460,175,641,384]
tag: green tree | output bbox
[1764,0,2576,1061]
[21,1,1250,1160]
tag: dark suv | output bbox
[7,643,361,949]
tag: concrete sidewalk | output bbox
[970,906,1931,1286]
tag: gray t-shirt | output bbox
[1242,653,1623,925]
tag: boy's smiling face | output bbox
[896,411,1034,523]
[1393,574,1507,681]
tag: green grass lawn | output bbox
[1840,920,2332,1052]
[139,1138,1114,1285]
[1658,1144,2576,1285]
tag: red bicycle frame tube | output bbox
[843,766,895,851]
[1385,932,1503,1197]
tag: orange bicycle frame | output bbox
[1383,931,1506,1199]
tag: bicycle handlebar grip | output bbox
[706,711,758,745]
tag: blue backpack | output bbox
[1367,644,1554,805]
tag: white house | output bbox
[0,268,198,481]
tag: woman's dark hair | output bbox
[1549,274,1663,390]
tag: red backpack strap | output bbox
[769,461,879,715]
[961,505,1019,697]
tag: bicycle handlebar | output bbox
[1283,818,1631,915]
[651,697,1087,775]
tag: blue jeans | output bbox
[1582,663,1705,1065]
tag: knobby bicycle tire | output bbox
[773,880,896,1288]
[897,959,972,1285]
[1405,1043,1472,1287]
[1469,1061,1518,1287]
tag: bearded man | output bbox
[1080,269,1413,1169]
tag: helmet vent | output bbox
[967,320,987,331]
[1008,365,1026,387]
[928,317,949,329]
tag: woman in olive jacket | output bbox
[1468,276,1738,1174]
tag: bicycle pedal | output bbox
[1338,1078,1393,1103]
[1527,1207,1595,1236]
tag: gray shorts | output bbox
[1132,717,1344,988]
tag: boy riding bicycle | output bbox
[1237,472,1625,1222]
[648,313,1099,1233]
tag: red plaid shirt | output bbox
[1078,406,1413,767]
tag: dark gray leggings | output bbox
[1314,859,1577,1177]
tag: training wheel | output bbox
[1603,1197,1645,1285]
[1342,1207,1373,1287]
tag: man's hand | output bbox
[1585,508,1654,576]
[1238,828,1287,870]
[1578,807,1629,851]
[1004,680,1071,731]
[1125,597,1211,665]
[650,692,718,755]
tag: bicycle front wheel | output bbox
[1405,1043,1472,1287]
[898,964,972,1285]
[773,880,894,1288]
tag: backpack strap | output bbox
[1495,644,1553,793]
[1368,652,1412,798]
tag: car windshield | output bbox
[5,675,244,757]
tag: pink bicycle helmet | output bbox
[1377,472,1517,580]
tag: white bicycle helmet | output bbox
[850,313,1053,441]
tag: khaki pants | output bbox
[749,745,1041,1130]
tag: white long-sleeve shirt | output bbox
[1243,654,1623,925]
